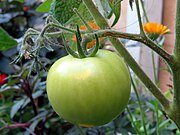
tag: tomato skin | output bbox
[47,49,131,127]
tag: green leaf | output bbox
[66,3,93,25]
[10,99,26,118]
[50,0,82,24]
[29,119,42,131]
[14,0,24,3]
[159,119,171,129]
[98,0,122,27]
[0,27,18,51]
[36,0,53,13]
[109,0,122,27]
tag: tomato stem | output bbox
[92,30,175,67]
[76,25,86,58]
[62,34,79,58]
[64,26,100,58]
[87,34,99,57]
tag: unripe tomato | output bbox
[47,49,131,127]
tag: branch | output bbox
[172,0,180,110]
[82,0,171,110]
[45,27,175,66]
[174,0,180,61]
[40,23,76,37]
[93,30,175,66]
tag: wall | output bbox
[159,0,176,92]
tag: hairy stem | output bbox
[173,68,180,107]
[171,67,180,121]
[174,0,180,61]
[93,30,175,66]
[82,0,109,29]
[166,0,180,130]
[40,23,76,37]
[173,0,180,108]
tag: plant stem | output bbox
[168,0,180,129]
[113,36,171,110]
[126,107,142,135]
[46,28,175,66]
[135,0,145,35]
[137,0,159,85]
[140,0,149,22]
[82,0,109,29]
[131,78,148,135]
[172,67,180,108]
[155,103,160,135]
[169,68,180,129]
[82,0,171,110]
[174,0,180,61]
[151,51,157,83]
[173,0,180,108]
[21,79,38,116]
[40,23,76,37]
[29,95,38,116]
[94,30,175,66]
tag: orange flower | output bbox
[80,22,100,30]
[72,22,101,49]
[143,22,170,35]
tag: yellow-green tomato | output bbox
[46,49,131,127]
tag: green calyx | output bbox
[63,25,99,58]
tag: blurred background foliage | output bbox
[0,0,179,134]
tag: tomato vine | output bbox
[13,0,180,130]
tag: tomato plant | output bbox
[4,0,179,132]
[47,49,131,127]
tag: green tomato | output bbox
[47,49,131,127]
